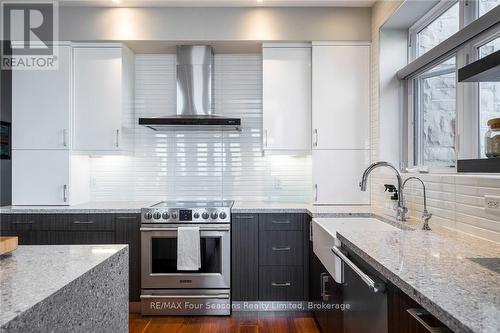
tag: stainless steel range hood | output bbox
[139,45,241,131]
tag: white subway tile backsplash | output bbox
[89,54,311,203]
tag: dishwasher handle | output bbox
[332,246,385,293]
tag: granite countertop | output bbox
[0,201,157,214]
[0,244,128,328]
[335,225,500,333]
[0,201,372,218]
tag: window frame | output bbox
[408,0,460,61]
[405,0,500,173]
[407,54,460,172]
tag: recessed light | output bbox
[257,0,263,3]
[112,0,122,4]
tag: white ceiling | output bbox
[60,0,376,7]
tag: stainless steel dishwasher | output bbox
[332,246,388,333]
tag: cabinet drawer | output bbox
[51,231,115,244]
[259,231,303,266]
[259,214,303,231]
[259,266,304,301]
[57,214,115,231]
[0,214,53,231]
[232,214,258,224]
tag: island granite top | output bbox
[336,227,500,333]
[0,244,128,327]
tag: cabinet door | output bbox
[231,214,259,301]
[12,150,70,205]
[312,150,370,204]
[73,47,122,152]
[312,44,370,150]
[12,46,71,150]
[263,47,311,151]
[115,214,141,302]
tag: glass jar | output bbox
[485,118,500,158]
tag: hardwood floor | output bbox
[129,312,321,333]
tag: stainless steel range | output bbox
[140,201,232,316]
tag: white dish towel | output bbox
[177,226,201,271]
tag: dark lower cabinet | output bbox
[0,213,141,302]
[388,283,452,333]
[310,247,343,333]
[115,214,142,302]
[51,231,115,244]
[259,266,303,301]
[231,213,259,301]
[231,213,309,302]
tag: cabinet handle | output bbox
[272,246,291,251]
[63,184,68,202]
[332,246,385,293]
[271,220,290,224]
[406,308,450,332]
[115,129,120,148]
[12,220,35,224]
[62,129,68,147]
[314,184,318,202]
[271,282,291,287]
[234,215,255,220]
[313,129,318,147]
[72,220,94,224]
[309,220,313,242]
[320,272,332,300]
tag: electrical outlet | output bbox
[485,195,500,215]
[273,176,282,190]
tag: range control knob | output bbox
[219,212,227,219]
[144,212,152,220]
[153,212,161,219]
[211,212,218,219]
[162,212,170,220]
[202,212,209,219]
[193,212,200,219]
[171,212,178,219]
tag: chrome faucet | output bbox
[402,177,432,230]
[359,161,407,221]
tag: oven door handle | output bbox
[140,294,230,299]
[140,226,230,232]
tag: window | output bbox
[415,2,460,58]
[478,37,500,157]
[413,57,457,168]
[405,0,500,171]
[478,0,500,17]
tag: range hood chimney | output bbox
[139,45,241,131]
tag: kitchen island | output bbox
[0,244,128,333]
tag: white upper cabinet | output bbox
[263,44,311,151]
[312,150,370,205]
[12,45,72,150]
[312,43,370,150]
[73,45,134,153]
[12,150,71,205]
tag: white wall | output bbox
[371,0,500,243]
[89,54,312,202]
[59,7,371,42]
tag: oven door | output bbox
[141,224,230,289]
